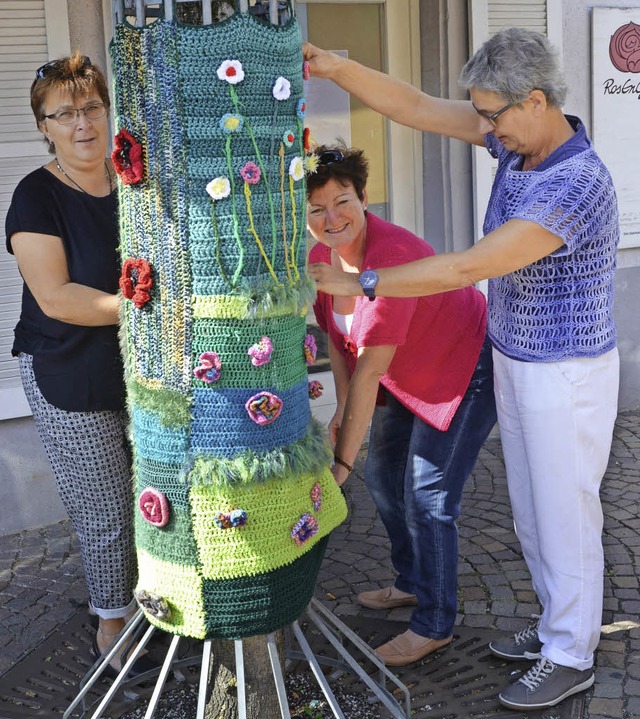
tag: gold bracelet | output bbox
[333,455,353,473]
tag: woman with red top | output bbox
[307,145,496,666]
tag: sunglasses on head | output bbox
[318,150,345,166]
[35,56,91,79]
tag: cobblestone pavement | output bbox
[1,412,639,717]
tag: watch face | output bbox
[360,270,378,288]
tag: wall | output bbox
[562,0,640,410]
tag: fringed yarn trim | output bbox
[192,275,316,319]
[187,418,331,487]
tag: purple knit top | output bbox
[483,118,619,362]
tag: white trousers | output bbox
[493,347,619,671]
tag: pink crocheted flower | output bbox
[240,161,261,185]
[291,513,319,546]
[302,61,310,81]
[194,351,222,383]
[217,59,244,84]
[310,482,322,513]
[138,487,170,528]
[247,336,273,366]
[245,391,283,425]
[304,333,317,365]
[308,380,324,399]
[343,337,357,357]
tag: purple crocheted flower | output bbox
[304,333,317,365]
[194,351,222,383]
[247,336,273,366]
[138,487,170,527]
[214,509,248,529]
[310,482,322,513]
[245,391,283,425]
[240,161,261,185]
[291,513,319,546]
[308,380,324,399]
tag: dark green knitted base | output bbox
[202,536,329,639]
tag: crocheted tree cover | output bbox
[111,14,347,640]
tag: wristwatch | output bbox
[359,269,379,301]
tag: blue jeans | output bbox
[364,338,497,639]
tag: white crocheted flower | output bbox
[272,76,291,100]
[288,156,304,181]
[217,59,245,85]
[206,176,231,200]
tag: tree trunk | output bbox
[204,631,285,718]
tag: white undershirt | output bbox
[332,311,353,336]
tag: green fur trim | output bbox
[193,275,316,320]
[188,418,332,487]
[128,380,192,427]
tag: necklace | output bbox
[55,158,113,195]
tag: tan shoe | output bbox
[375,630,452,666]
[356,585,418,610]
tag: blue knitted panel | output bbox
[189,381,310,457]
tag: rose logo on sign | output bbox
[609,22,640,72]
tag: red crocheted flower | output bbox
[111,129,144,185]
[303,127,311,152]
[139,487,170,528]
[120,257,153,309]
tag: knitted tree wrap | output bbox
[112,14,347,640]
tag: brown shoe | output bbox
[356,586,418,610]
[375,630,452,666]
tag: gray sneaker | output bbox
[489,620,542,660]
[498,657,594,710]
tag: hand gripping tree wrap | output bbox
[111,12,347,640]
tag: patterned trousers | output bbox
[19,354,137,619]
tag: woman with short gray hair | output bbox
[304,27,619,711]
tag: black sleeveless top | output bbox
[5,167,125,412]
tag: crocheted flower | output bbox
[344,337,357,357]
[240,161,261,185]
[296,98,307,119]
[206,176,231,200]
[304,333,317,365]
[282,130,295,148]
[194,351,222,383]
[247,336,273,366]
[245,391,283,425]
[219,113,244,134]
[111,129,144,185]
[304,153,320,175]
[272,76,291,100]
[303,127,311,152]
[135,589,172,621]
[217,59,244,84]
[308,380,324,399]
[214,509,248,529]
[120,258,153,309]
[291,513,319,546]
[311,482,322,512]
[302,61,310,81]
[139,487,170,528]
[289,156,305,181]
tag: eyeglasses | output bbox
[472,100,516,127]
[318,150,345,166]
[43,102,107,125]
[35,56,91,80]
